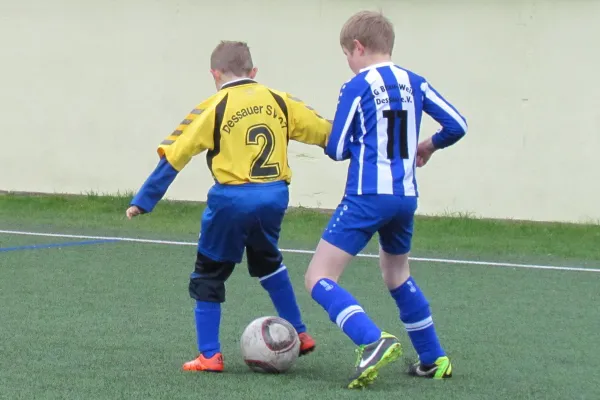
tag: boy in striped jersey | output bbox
[304,11,468,388]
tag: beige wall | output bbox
[1,0,599,223]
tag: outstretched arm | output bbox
[127,101,217,218]
[127,157,179,217]
[286,95,332,148]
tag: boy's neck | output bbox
[361,53,393,70]
[220,75,253,89]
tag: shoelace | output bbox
[354,345,366,367]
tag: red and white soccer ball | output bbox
[240,316,300,373]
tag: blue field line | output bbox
[0,239,120,253]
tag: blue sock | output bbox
[390,277,445,365]
[260,265,306,334]
[311,278,381,346]
[194,301,221,358]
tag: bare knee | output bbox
[379,248,411,290]
[304,239,353,292]
[304,262,339,292]
[304,269,323,293]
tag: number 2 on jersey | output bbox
[246,125,281,179]
[383,109,409,160]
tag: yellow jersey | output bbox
[157,79,332,184]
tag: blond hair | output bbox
[340,11,395,54]
[210,41,254,76]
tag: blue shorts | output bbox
[322,194,418,256]
[198,181,288,272]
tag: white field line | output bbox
[0,229,599,273]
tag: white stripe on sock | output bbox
[259,265,287,282]
[335,305,364,330]
[340,309,363,330]
[406,321,433,332]
[404,316,433,332]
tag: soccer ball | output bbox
[240,316,300,373]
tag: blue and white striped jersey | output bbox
[325,62,468,197]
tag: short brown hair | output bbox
[210,41,254,76]
[340,11,395,54]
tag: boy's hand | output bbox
[126,206,143,220]
[416,137,437,168]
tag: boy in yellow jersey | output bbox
[126,41,331,372]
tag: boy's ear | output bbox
[353,39,365,55]
[210,69,221,81]
[249,67,258,79]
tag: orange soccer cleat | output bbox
[298,332,316,356]
[182,353,224,372]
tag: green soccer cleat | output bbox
[347,332,403,389]
[407,356,453,379]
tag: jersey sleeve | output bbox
[324,80,362,161]
[130,157,179,213]
[157,96,220,171]
[421,81,468,149]
[285,95,332,148]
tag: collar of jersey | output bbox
[220,78,257,90]
[359,61,394,73]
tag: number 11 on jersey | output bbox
[383,109,409,160]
